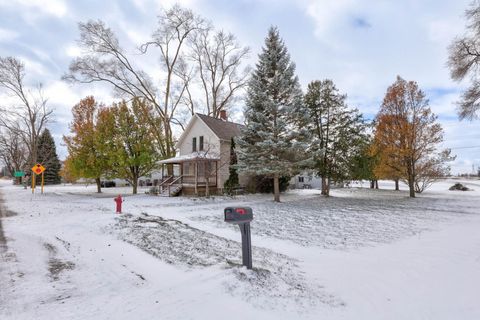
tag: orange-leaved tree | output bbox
[63,96,113,193]
[373,76,453,197]
[372,114,405,191]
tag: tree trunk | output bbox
[370,180,375,189]
[321,176,328,195]
[408,177,415,197]
[132,177,138,195]
[407,162,415,198]
[95,177,102,193]
[205,177,210,198]
[273,173,280,202]
[395,179,399,191]
[375,180,379,189]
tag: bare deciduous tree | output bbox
[62,20,168,155]
[0,124,28,176]
[64,6,206,158]
[189,29,250,118]
[64,5,250,158]
[0,56,52,167]
[141,5,206,137]
[447,1,480,120]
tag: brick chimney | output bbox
[219,110,227,121]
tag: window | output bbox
[298,176,304,183]
[192,137,197,152]
[199,136,204,151]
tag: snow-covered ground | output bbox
[0,179,479,319]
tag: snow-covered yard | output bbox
[0,179,479,319]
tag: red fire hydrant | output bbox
[114,195,123,214]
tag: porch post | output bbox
[194,161,198,196]
[215,161,218,187]
[179,163,183,184]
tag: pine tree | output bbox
[304,80,366,196]
[237,27,306,202]
[37,129,61,184]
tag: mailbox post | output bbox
[224,207,253,269]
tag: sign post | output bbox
[13,171,24,186]
[31,173,35,194]
[224,207,254,269]
[31,164,46,194]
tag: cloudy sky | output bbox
[0,0,479,174]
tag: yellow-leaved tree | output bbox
[373,77,454,197]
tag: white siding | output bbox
[217,141,231,189]
[178,116,220,156]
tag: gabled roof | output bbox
[196,113,244,141]
[176,113,244,149]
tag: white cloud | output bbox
[65,44,82,58]
[0,27,18,41]
[18,56,49,80]
[0,0,67,18]
[304,0,356,39]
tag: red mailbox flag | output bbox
[236,208,246,215]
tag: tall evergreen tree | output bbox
[237,27,306,202]
[37,129,61,184]
[304,80,366,196]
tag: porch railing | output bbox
[168,175,183,197]
[158,176,173,194]
[181,175,217,186]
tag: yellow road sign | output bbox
[31,163,46,175]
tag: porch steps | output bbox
[169,185,182,197]
[157,185,182,197]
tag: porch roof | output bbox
[158,151,220,164]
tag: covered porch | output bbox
[157,153,220,196]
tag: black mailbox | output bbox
[224,207,253,224]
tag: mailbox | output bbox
[224,207,253,224]
[224,206,254,269]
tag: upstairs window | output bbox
[199,136,204,151]
[298,176,304,183]
[192,137,197,152]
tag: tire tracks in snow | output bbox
[0,188,22,318]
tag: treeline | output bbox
[236,27,453,201]
[5,1,478,196]
[63,97,160,194]
[0,57,61,184]
[63,5,250,159]
[1,4,251,190]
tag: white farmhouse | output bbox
[158,111,244,196]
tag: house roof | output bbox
[195,113,244,141]
[175,113,244,149]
